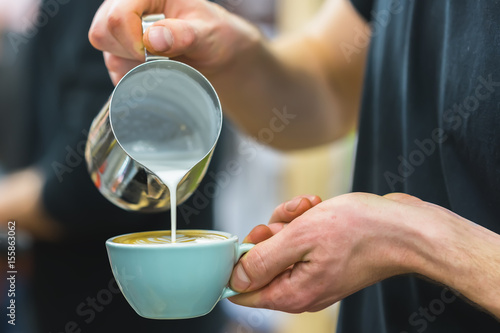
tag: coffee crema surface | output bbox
[113,230,228,245]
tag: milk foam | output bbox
[114,232,228,245]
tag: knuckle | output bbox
[88,25,105,49]
[107,13,125,33]
[273,202,285,215]
[287,289,315,313]
[258,298,279,312]
[179,22,198,49]
[335,192,370,214]
[182,34,196,51]
[286,299,311,313]
[269,278,314,313]
[384,192,416,203]
[383,192,403,200]
[344,191,368,203]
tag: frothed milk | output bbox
[118,108,211,242]
[113,230,228,245]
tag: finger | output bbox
[229,262,316,313]
[104,52,142,85]
[268,222,287,234]
[106,0,154,59]
[90,0,166,60]
[229,227,306,293]
[229,269,294,311]
[243,223,289,244]
[143,19,199,58]
[242,225,274,244]
[89,1,138,60]
[268,195,322,225]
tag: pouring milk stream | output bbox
[118,114,210,242]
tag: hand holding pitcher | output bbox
[89,0,260,85]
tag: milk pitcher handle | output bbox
[142,14,169,62]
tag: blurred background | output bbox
[0,0,355,332]
[213,1,355,332]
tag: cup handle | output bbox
[220,243,255,299]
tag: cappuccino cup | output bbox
[106,230,254,319]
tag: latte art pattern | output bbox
[133,234,226,244]
[113,231,228,245]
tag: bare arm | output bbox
[208,0,369,149]
[89,0,369,150]
[413,201,500,318]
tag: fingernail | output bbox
[148,26,173,52]
[233,264,251,291]
[285,198,303,212]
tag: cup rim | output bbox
[109,59,223,175]
[106,229,238,248]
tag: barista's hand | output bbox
[89,0,260,84]
[229,193,500,317]
[228,193,425,312]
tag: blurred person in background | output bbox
[0,0,227,332]
[89,0,500,332]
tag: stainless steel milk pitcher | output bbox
[85,15,222,212]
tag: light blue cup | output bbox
[106,230,254,319]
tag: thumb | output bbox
[230,230,304,293]
[144,19,198,58]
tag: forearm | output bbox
[207,0,367,150]
[209,33,355,150]
[401,205,500,318]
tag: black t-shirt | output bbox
[340,0,500,332]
